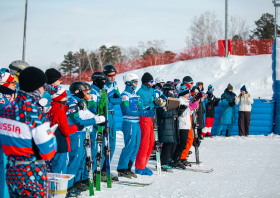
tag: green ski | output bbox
[84,128,94,196]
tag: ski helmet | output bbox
[103,64,117,75]
[182,76,193,84]
[91,71,107,89]
[69,81,86,95]
[9,60,29,75]
[84,82,91,91]
[208,84,214,91]
[123,73,139,90]
[155,77,165,84]
[162,83,175,97]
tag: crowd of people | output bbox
[0,61,254,197]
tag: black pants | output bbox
[160,142,176,165]
[197,128,202,137]
[238,111,251,136]
[172,129,189,162]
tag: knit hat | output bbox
[227,83,233,90]
[0,72,14,88]
[240,85,247,92]
[197,82,204,91]
[45,68,62,84]
[19,67,47,92]
[50,86,67,101]
[179,84,190,97]
[141,72,153,83]
[182,76,193,83]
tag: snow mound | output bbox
[115,55,273,99]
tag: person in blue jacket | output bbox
[101,65,122,181]
[216,83,237,137]
[117,73,155,178]
[66,81,106,196]
[0,69,16,198]
[135,72,156,175]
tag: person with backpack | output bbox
[235,85,254,136]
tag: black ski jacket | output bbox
[205,92,219,118]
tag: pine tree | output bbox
[60,51,78,76]
[250,13,280,39]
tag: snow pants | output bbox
[172,129,189,162]
[238,111,251,136]
[216,123,233,136]
[181,116,194,159]
[161,142,177,165]
[82,129,97,181]
[117,121,141,170]
[202,117,215,136]
[135,117,154,169]
[67,133,86,187]
[101,112,117,171]
[52,152,68,174]
[75,133,86,183]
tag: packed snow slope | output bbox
[79,133,280,198]
[115,55,273,99]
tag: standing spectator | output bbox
[153,77,165,98]
[173,79,181,98]
[135,72,156,175]
[202,85,220,138]
[235,85,254,136]
[216,83,237,137]
[192,86,205,139]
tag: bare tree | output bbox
[48,62,60,71]
[95,49,107,68]
[229,16,249,40]
[138,40,166,55]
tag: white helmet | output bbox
[9,60,29,75]
[155,77,165,84]
[123,73,139,84]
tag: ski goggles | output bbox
[107,73,116,78]
[149,80,154,84]
[132,80,139,84]
[0,81,16,86]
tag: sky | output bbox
[0,0,275,71]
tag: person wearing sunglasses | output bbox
[101,65,122,182]
[117,73,154,179]
[134,72,156,176]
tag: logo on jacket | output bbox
[0,122,20,134]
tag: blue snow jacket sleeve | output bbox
[136,84,155,110]
[66,96,96,126]
[104,81,122,111]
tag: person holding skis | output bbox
[117,73,155,178]
[153,77,165,98]
[101,65,122,182]
[216,83,237,137]
[135,72,156,175]
[202,85,220,138]
[170,85,198,168]
[0,67,56,197]
[235,85,254,136]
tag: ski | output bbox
[153,111,161,176]
[84,128,94,196]
[192,108,200,165]
[113,181,153,187]
[102,89,112,188]
[185,167,213,173]
[96,89,107,191]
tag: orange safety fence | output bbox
[61,38,274,84]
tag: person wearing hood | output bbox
[134,72,156,175]
[235,85,254,136]
[216,83,237,137]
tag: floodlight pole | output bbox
[273,0,280,38]
[225,0,228,57]
[22,0,28,61]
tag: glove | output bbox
[37,98,49,112]
[77,101,86,110]
[76,123,84,131]
[74,89,85,99]
[177,104,187,114]
[228,102,235,107]
[141,110,155,117]
[189,101,199,111]
[94,115,106,124]
[98,120,108,126]
[195,92,203,101]
[193,137,201,147]
[215,98,220,102]
[153,97,163,106]
[113,93,119,98]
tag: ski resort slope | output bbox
[114,54,273,99]
[80,132,280,198]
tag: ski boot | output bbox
[169,160,186,170]
[66,187,81,198]
[180,159,192,167]
[226,130,230,137]
[101,171,119,181]
[161,165,173,173]
[74,181,89,192]
[127,171,137,178]
[135,168,153,176]
[118,169,132,179]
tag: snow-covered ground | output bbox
[114,54,273,99]
[79,132,280,198]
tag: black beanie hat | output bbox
[141,72,153,83]
[182,76,193,83]
[227,83,233,90]
[45,68,61,84]
[19,67,47,92]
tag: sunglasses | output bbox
[1,81,16,86]
[150,80,154,84]
[133,81,139,84]
[107,74,116,77]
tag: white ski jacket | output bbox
[178,96,193,130]
[235,94,254,112]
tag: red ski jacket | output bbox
[47,102,78,152]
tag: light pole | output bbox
[225,0,228,57]
[22,0,28,61]
[273,0,280,38]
